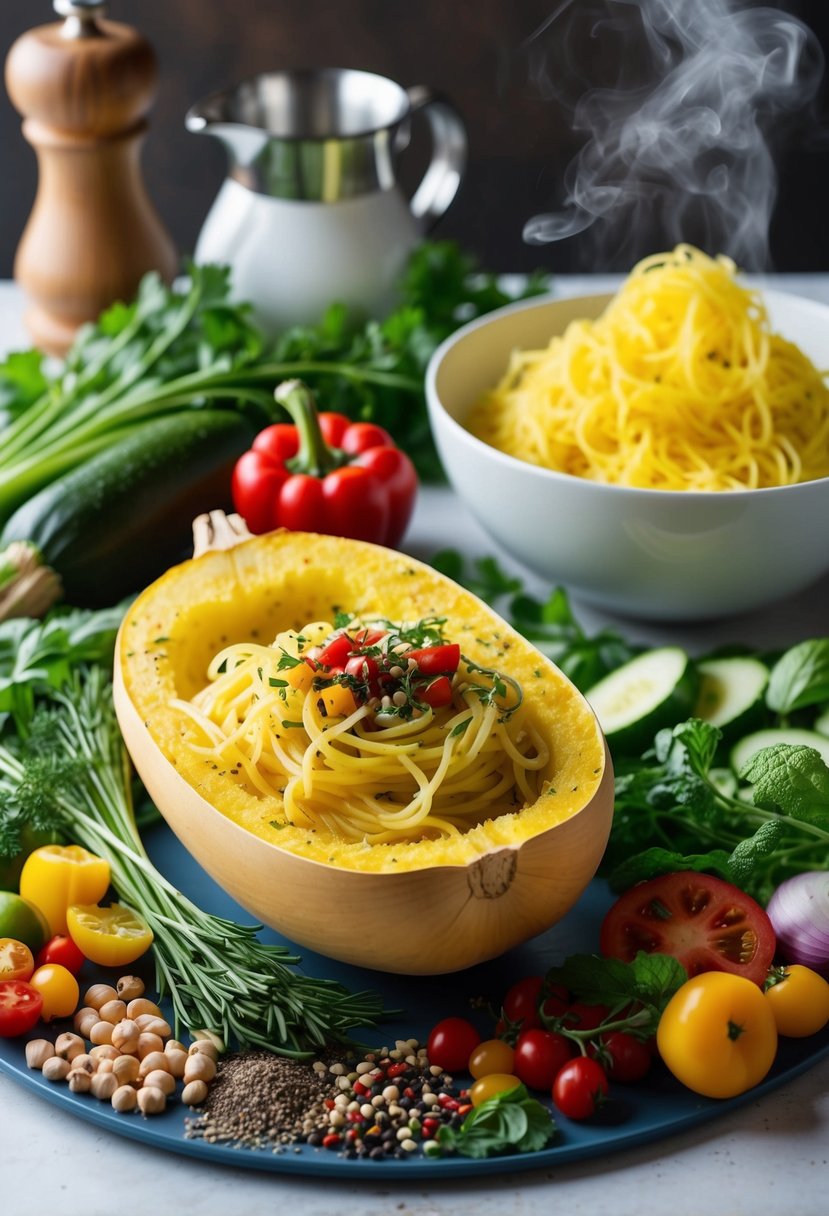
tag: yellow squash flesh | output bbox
[114,529,613,974]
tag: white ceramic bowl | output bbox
[426,289,829,621]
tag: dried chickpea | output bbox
[136,1086,167,1116]
[136,1032,163,1059]
[25,1040,55,1070]
[73,1007,98,1038]
[165,1048,188,1079]
[138,1051,169,1079]
[111,1084,138,1113]
[55,1032,86,1062]
[127,998,162,1020]
[165,1039,186,1056]
[181,1079,208,1106]
[67,1069,92,1094]
[142,1069,175,1096]
[115,975,144,1001]
[89,1020,114,1046]
[134,1014,172,1038]
[69,1053,96,1075]
[188,1039,219,1063]
[111,1019,140,1054]
[112,1054,140,1086]
[84,984,118,1011]
[42,1057,71,1083]
[183,1052,216,1085]
[97,999,128,1025]
[89,1043,119,1063]
[91,1072,118,1101]
[96,1058,114,1075]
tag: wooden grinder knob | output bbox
[5,0,178,354]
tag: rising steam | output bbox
[521,0,824,268]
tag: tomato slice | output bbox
[0,980,43,1037]
[317,633,357,670]
[0,937,35,982]
[407,644,461,676]
[600,871,776,986]
[419,675,454,708]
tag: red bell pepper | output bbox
[231,380,418,546]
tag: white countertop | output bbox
[2,277,829,1216]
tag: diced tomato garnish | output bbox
[407,644,461,676]
[419,675,454,708]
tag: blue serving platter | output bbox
[1,822,827,1179]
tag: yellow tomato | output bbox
[0,937,35,982]
[19,845,110,936]
[657,972,777,1099]
[764,966,829,1038]
[29,963,80,1021]
[66,902,153,967]
[469,1073,522,1106]
[468,1038,516,1080]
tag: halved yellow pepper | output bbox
[19,845,111,936]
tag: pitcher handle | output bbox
[405,86,467,231]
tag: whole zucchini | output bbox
[0,410,257,607]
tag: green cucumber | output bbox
[0,409,257,608]
[585,647,697,755]
[730,727,829,777]
[694,656,769,738]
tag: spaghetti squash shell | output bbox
[114,525,613,974]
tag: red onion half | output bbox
[767,872,829,975]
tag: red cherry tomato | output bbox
[0,980,44,1038]
[513,1028,574,1091]
[317,633,358,670]
[600,871,776,986]
[591,1031,653,1083]
[419,676,454,708]
[35,934,86,976]
[502,976,543,1031]
[540,983,571,1021]
[427,1017,481,1073]
[552,1057,610,1120]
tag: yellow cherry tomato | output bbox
[0,937,35,982]
[469,1073,522,1106]
[764,965,829,1038]
[657,972,777,1099]
[468,1038,516,1080]
[66,902,153,967]
[28,963,80,1022]
[19,845,110,936]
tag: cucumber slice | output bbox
[694,656,769,736]
[585,647,697,755]
[730,727,829,777]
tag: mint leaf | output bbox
[766,640,829,714]
[608,845,733,892]
[726,821,784,888]
[545,951,686,1020]
[742,745,829,828]
[671,719,721,779]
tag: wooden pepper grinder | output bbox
[5,0,177,354]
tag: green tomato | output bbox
[0,892,50,953]
[0,826,60,892]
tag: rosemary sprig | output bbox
[0,667,385,1055]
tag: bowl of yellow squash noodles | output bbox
[426,246,829,620]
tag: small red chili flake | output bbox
[438,1096,460,1111]
[403,1086,416,1098]
[387,1063,410,1078]
[323,1098,336,1110]
[347,1111,364,1123]
[346,1128,361,1142]
[322,1134,341,1149]
[352,1080,370,1096]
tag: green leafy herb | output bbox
[544,951,687,1039]
[765,640,829,715]
[437,1084,555,1158]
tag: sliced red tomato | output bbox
[317,633,355,669]
[419,676,454,708]
[0,980,43,1037]
[0,938,35,982]
[407,644,461,676]
[600,871,776,986]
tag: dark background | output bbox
[1,0,828,279]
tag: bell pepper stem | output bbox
[275,379,345,478]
